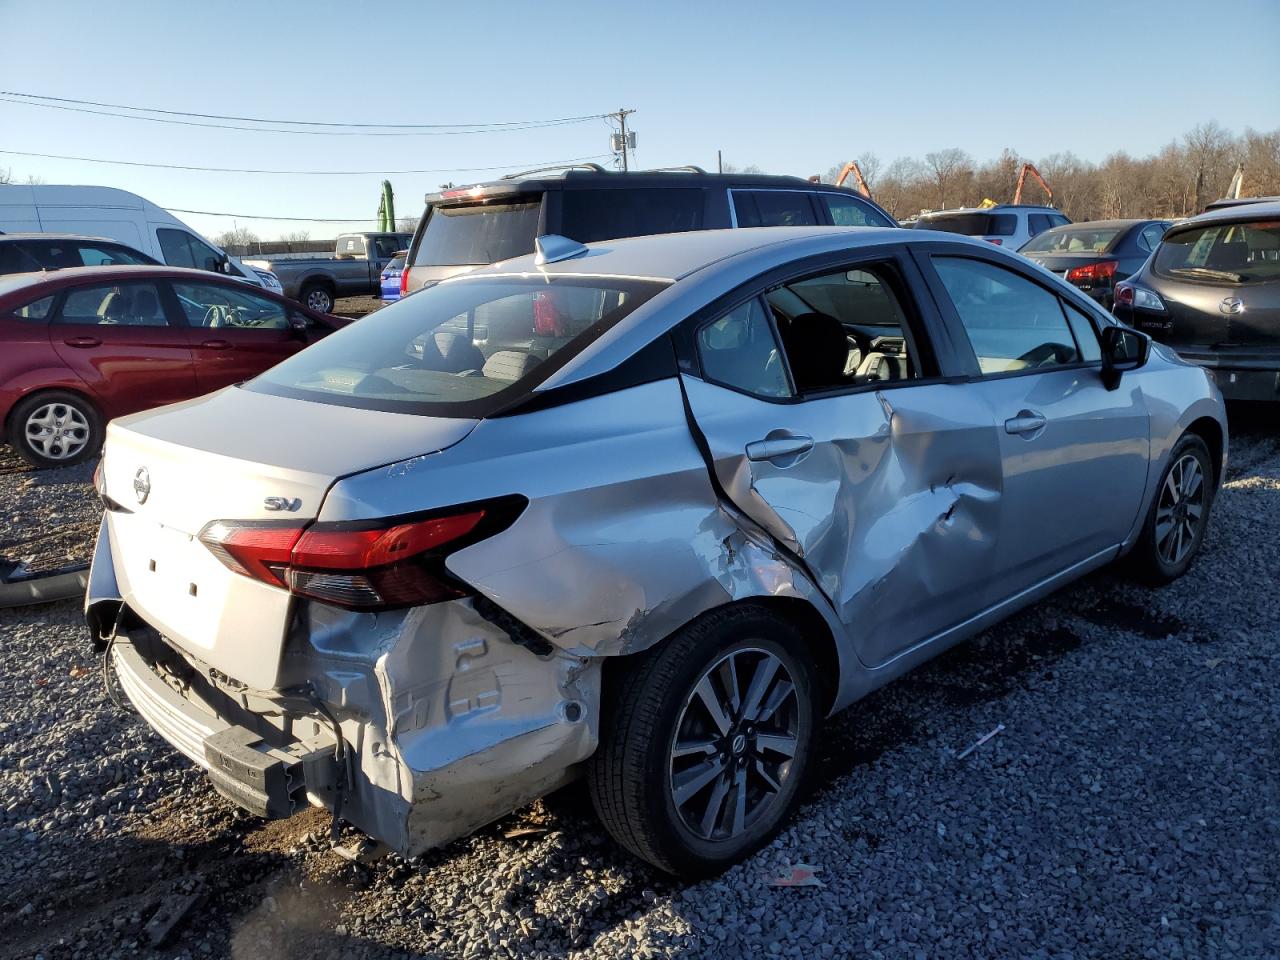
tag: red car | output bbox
[0,265,345,467]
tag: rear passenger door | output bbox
[168,280,305,392]
[679,248,1005,668]
[47,280,196,417]
[916,249,1149,596]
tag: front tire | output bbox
[300,281,334,314]
[8,390,103,468]
[1130,433,1214,584]
[588,604,819,877]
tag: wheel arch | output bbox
[1183,415,1224,487]
[5,383,102,434]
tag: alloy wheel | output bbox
[306,289,332,312]
[669,647,801,842]
[1155,453,1206,566]
[24,402,91,461]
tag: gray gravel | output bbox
[0,446,100,579]
[1,413,1278,959]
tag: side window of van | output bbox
[158,228,224,273]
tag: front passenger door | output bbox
[680,254,1004,668]
[920,253,1149,597]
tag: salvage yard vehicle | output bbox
[0,232,159,275]
[1112,200,1280,402]
[87,226,1226,877]
[244,231,412,314]
[0,265,343,467]
[400,164,898,295]
[0,184,283,294]
[913,204,1070,249]
[380,250,407,302]
[1020,219,1170,310]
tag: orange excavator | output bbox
[830,161,873,198]
[1011,162,1053,205]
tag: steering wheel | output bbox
[202,304,225,328]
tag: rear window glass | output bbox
[414,201,541,267]
[733,191,820,228]
[247,276,667,417]
[1153,220,1280,285]
[561,188,704,243]
[915,213,1015,237]
[1021,227,1123,254]
[385,255,406,272]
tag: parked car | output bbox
[0,185,282,293]
[380,250,407,302]
[913,205,1070,248]
[1113,201,1280,402]
[0,265,344,467]
[244,232,412,313]
[399,164,899,294]
[0,233,159,275]
[88,226,1226,876]
[1020,219,1170,309]
[1202,195,1280,212]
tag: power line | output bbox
[0,148,614,176]
[168,207,415,223]
[0,93,609,137]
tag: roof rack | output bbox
[500,162,609,180]
[645,165,707,174]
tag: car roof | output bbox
[1036,219,1156,231]
[920,205,1060,217]
[0,232,138,244]
[1179,199,1280,227]
[0,264,272,304]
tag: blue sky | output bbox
[2,0,1277,240]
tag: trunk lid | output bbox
[103,386,477,690]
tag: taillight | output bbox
[399,265,411,296]
[1115,283,1134,307]
[198,498,525,611]
[986,238,1003,245]
[1113,281,1165,312]
[1066,260,1118,284]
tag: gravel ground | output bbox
[0,410,1277,959]
[0,447,99,579]
[335,295,389,320]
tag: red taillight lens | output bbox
[399,265,411,296]
[1066,260,1119,284]
[198,500,523,611]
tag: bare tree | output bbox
[280,230,311,243]
[396,216,419,233]
[215,226,259,251]
[923,148,972,210]
[0,168,11,184]
[1183,121,1235,212]
[720,162,764,175]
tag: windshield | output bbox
[247,275,667,417]
[1153,219,1280,284]
[914,212,1015,237]
[1021,226,1122,254]
[413,200,541,267]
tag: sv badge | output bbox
[264,497,302,512]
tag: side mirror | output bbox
[222,257,234,274]
[289,312,311,336]
[1100,325,1150,390]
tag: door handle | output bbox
[746,435,814,462]
[62,336,101,348]
[1004,409,1047,436]
[200,339,232,350]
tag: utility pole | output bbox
[611,108,635,171]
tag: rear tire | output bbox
[300,281,334,314]
[8,390,103,469]
[588,604,819,877]
[1129,433,1214,585]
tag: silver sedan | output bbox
[87,226,1226,877]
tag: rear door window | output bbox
[733,191,820,228]
[414,200,541,267]
[931,257,1082,374]
[1028,214,1053,237]
[1140,223,1167,251]
[55,282,170,327]
[560,188,704,243]
[819,194,895,228]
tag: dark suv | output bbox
[0,233,158,275]
[1113,200,1280,401]
[401,164,898,294]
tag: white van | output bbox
[0,184,281,293]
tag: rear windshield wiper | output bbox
[1167,266,1243,283]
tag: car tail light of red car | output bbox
[399,265,411,296]
[198,497,525,610]
[1066,260,1118,285]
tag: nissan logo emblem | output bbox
[1219,297,1245,316]
[133,466,151,505]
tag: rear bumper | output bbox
[1165,351,1280,402]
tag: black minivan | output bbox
[1113,200,1280,401]
[400,164,899,295]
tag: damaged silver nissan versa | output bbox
[87,226,1226,876]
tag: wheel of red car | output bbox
[588,603,819,877]
[8,390,103,469]
[300,281,334,314]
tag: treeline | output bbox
[816,123,1280,222]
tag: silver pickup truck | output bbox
[245,232,411,313]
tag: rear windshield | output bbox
[414,201,541,267]
[561,188,704,243]
[247,275,667,417]
[1021,226,1122,254]
[915,213,1015,237]
[1153,219,1280,285]
[385,255,406,272]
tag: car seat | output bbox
[779,312,850,392]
